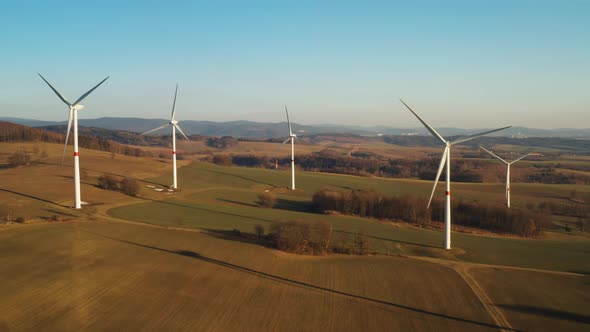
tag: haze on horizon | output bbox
[0,1,588,129]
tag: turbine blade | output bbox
[38,73,71,106]
[174,124,189,140]
[428,146,448,208]
[73,76,110,106]
[62,109,73,163]
[451,126,511,145]
[285,105,292,136]
[479,146,508,164]
[171,84,178,121]
[141,124,170,135]
[510,152,532,164]
[282,138,291,144]
[400,99,446,144]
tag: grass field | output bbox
[1,142,589,330]
[110,161,590,273]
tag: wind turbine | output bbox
[282,106,297,190]
[480,146,532,208]
[141,85,189,189]
[38,73,109,209]
[400,99,511,249]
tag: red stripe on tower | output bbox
[291,159,294,162]
[507,188,510,191]
[445,191,451,196]
[74,152,79,157]
[172,151,176,154]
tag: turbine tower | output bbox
[38,73,109,209]
[141,85,189,189]
[401,99,511,249]
[282,106,297,190]
[480,146,532,208]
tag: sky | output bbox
[0,0,588,128]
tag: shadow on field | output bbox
[0,188,67,208]
[335,229,440,249]
[42,208,79,218]
[497,304,590,324]
[274,198,312,212]
[218,199,258,208]
[83,230,519,331]
[204,229,275,248]
[203,227,438,255]
[203,168,278,188]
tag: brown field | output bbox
[0,141,589,331]
[2,221,588,331]
[471,267,590,331]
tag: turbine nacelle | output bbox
[141,85,190,141]
[71,104,85,111]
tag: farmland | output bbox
[1,221,588,331]
[0,141,589,331]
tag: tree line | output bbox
[0,121,151,158]
[220,149,588,184]
[223,221,370,256]
[311,188,543,237]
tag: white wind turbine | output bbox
[400,99,511,249]
[282,106,297,190]
[38,73,109,209]
[141,85,189,189]
[480,146,532,208]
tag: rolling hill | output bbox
[2,116,589,138]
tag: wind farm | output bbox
[1,2,589,331]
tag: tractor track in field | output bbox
[411,255,588,332]
[455,265,514,332]
[412,256,514,331]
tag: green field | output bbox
[1,142,589,331]
[111,161,590,273]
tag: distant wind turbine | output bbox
[480,146,532,208]
[400,99,511,249]
[141,85,189,189]
[38,73,109,209]
[282,106,297,190]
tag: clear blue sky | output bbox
[0,0,588,128]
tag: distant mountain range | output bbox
[1,117,589,139]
